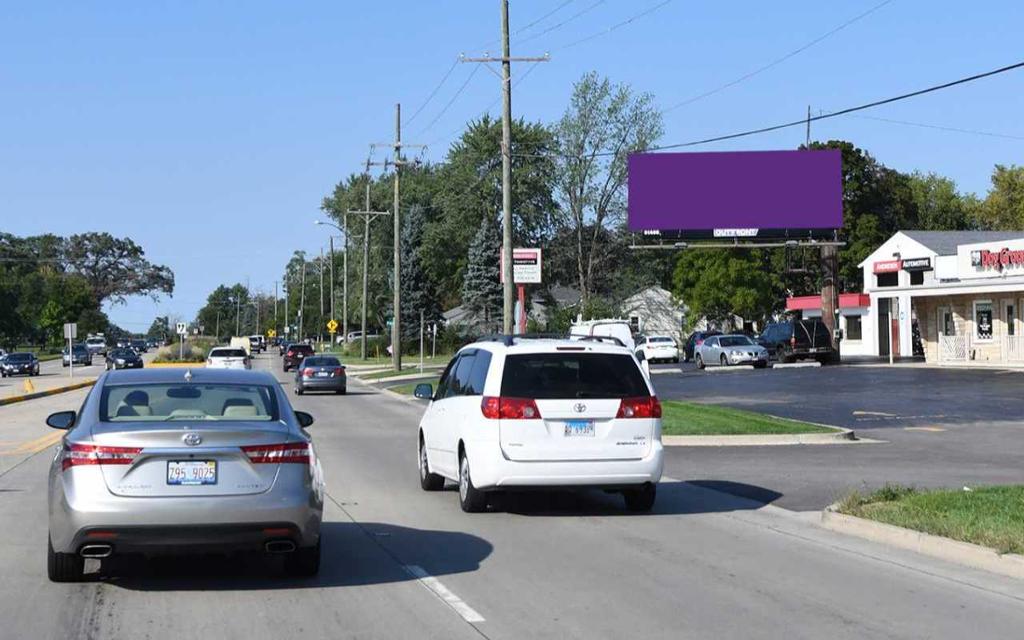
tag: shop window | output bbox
[876,272,898,287]
[909,270,924,286]
[1008,304,1016,337]
[974,301,993,341]
[845,315,862,341]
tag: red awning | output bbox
[786,294,869,311]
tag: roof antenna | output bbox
[184,369,193,383]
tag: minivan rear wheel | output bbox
[623,484,657,512]
[458,452,487,513]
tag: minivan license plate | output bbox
[564,420,595,437]
[167,460,217,485]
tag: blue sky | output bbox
[2,1,1022,329]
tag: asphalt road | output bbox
[1,354,1022,639]
[649,363,1024,510]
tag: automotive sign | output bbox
[902,257,932,271]
[627,149,842,234]
[957,238,1024,279]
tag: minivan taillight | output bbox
[481,396,541,420]
[61,444,142,471]
[616,396,662,419]
[241,442,310,464]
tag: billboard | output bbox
[628,149,843,238]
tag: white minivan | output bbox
[414,337,663,513]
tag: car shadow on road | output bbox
[494,479,782,517]
[98,521,492,591]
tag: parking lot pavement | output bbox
[4,353,1023,638]
[649,362,1024,510]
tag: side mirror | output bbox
[635,351,646,362]
[640,358,651,380]
[413,383,434,400]
[295,411,314,428]
[46,411,76,430]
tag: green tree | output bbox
[400,204,442,339]
[909,172,978,231]
[552,72,663,308]
[196,284,250,339]
[462,216,503,330]
[673,249,780,329]
[62,232,174,306]
[978,164,1024,230]
[146,316,169,342]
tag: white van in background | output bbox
[569,319,636,352]
[229,336,252,356]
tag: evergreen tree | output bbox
[462,215,503,329]
[400,204,442,339]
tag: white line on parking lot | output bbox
[404,564,486,623]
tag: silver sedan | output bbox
[45,367,324,581]
[695,334,769,369]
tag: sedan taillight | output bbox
[302,367,315,377]
[241,442,310,464]
[616,396,662,419]
[287,350,294,357]
[62,443,142,471]
[481,396,541,419]
[334,367,345,376]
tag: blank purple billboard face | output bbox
[627,149,843,231]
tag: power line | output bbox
[552,0,675,52]
[850,114,1024,141]
[663,0,895,114]
[416,64,482,137]
[403,58,460,127]
[516,0,607,46]
[515,0,577,36]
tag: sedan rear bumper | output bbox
[297,377,346,392]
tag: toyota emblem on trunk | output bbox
[183,433,202,446]
[573,403,587,413]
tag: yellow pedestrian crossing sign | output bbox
[327,319,338,333]
[267,329,277,338]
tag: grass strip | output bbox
[660,401,836,436]
[390,377,441,396]
[837,484,1024,554]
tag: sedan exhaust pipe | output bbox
[80,544,113,559]
[264,540,296,554]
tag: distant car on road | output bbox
[248,335,265,354]
[293,356,346,395]
[415,337,662,513]
[695,334,768,369]
[282,344,314,372]
[635,335,679,364]
[63,344,92,367]
[278,340,291,356]
[130,339,148,354]
[85,337,107,357]
[757,319,835,364]
[105,348,143,371]
[44,367,323,581]
[206,347,251,370]
[1,352,40,377]
[682,331,721,363]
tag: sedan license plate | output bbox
[315,371,330,377]
[564,419,595,437]
[167,460,217,486]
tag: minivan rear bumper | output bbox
[466,439,663,490]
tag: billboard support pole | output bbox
[820,243,840,362]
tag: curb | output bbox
[378,386,428,407]
[0,379,96,406]
[662,427,859,447]
[820,508,1024,580]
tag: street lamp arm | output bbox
[315,219,344,234]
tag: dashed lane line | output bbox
[405,565,486,624]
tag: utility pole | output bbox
[283,279,289,340]
[235,293,240,336]
[806,104,812,146]
[348,178,390,360]
[462,1,549,333]
[319,246,325,347]
[342,212,348,348]
[368,107,425,370]
[299,258,306,339]
[273,280,278,336]
[329,236,336,348]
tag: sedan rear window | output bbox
[303,356,340,367]
[100,383,279,422]
[649,337,674,343]
[289,345,314,354]
[501,353,649,400]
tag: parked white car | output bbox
[206,346,251,370]
[635,335,679,364]
[414,337,663,513]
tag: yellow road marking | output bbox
[1,431,63,456]
[903,426,946,432]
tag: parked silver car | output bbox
[45,368,324,581]
[695,334,769,369]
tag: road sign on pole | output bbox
[176,322,187,336]
[326,319,338,333]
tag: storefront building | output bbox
[859,230,1024,365]
[785,293,872,356]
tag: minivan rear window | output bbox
[210,348,247,358]
[501,353,649,400]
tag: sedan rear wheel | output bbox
[284,539,320,577]
[47,536,84,583]
[695,354,705,370]
[458,452,487,512]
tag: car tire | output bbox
[419,437,444,491]
[458,451,487,513]
[284,539,321,577]
[336,388,346,395]
[695,354,705,370]
[295,387,304,396]
[720,354,728,367]
[47,536,84,583]
[754,361,768,369]
[672,357,679,364]
[623,483,657,513]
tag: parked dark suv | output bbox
[757,319,835,364]
[283,343,315,372]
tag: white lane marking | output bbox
[404,564,485,623]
